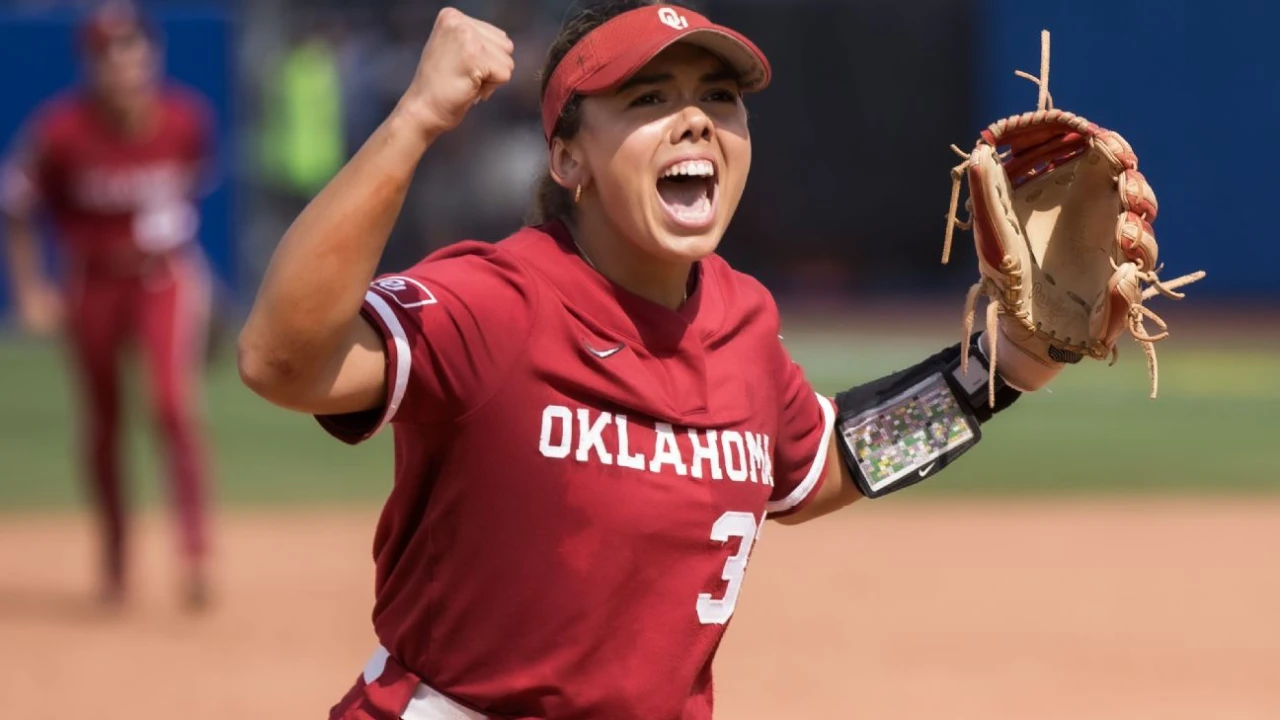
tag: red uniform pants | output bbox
[63,246,212,586]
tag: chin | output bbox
[647,220,725,263]
[646,202,732,264]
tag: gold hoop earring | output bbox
[574,184,583,204]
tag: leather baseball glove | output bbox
[942,31,1204,405]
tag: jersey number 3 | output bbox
[696,511,762,625]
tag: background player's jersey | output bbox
[319,221,833,720]
[1,86,211,270]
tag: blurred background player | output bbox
[0,1,217,609]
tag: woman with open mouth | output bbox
[237,1,1052,718]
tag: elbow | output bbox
[236,331,303,407]
[235,335,275,399]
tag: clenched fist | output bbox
[397,8,516,136]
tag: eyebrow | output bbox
[700,69,741,85]
[616,72,674,93]
[615,69,742,93]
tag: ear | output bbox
[549,136,591,192]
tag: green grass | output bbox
[1,327,1276,513]
[791,329,1280,497]
[0,338,394,512]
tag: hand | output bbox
[397,8,516,136]
[984,320,1063,393]
[16,282,62,337]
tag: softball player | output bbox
[2,2,216,609]
[240,1,1058,717]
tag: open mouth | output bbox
[656,158,719,230]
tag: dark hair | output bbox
[528,0,701,225]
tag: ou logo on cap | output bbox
[658,7,689,29]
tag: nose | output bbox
[670,104,713,145]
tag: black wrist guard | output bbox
[833,333,1021,498]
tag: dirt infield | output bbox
[1,499,1277,719]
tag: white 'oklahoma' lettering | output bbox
[576,409,613,464]
[539,406,771,485]
[74,162,192,212]
[615,415,645,470]
[721,431,748,482]
[688,428,722,480]
[539,405,572,459]
[761,434,773,486]
[648,423,688,475]
[746,432,767,484]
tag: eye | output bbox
[705,88,741,103]
[629,92,663,107]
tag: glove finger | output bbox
[1119,168,1158,221]
[1096,130,1138,170]
[1091,262,1142,351]
[1117,211,1158,271]
[967,144,1030,279]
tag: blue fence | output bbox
[978,0,1277,298]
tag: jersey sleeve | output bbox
[765,344,836,517]
[316,243,538,444]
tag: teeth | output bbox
[662,159,715,179]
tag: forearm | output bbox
[238,108,439,387]
[782,334,1022,523]
[771,428,862,525]
[4,214,46,302]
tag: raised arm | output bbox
[237,9,514,415]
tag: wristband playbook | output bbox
[832,334,1019,498]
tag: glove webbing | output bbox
[942,30,1051,266]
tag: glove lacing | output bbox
[1113,259,1207,398]
[958,255,1027,409]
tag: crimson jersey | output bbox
[319,221,834,720]
[1,86,212,268]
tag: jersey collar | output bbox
[530,219,725,350]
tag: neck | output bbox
[96,89,158,138]
[567,209,691,311]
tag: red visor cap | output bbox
[541,5,772,141]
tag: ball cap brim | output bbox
[541,5,771,140]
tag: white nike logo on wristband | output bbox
[918,462,937,477]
